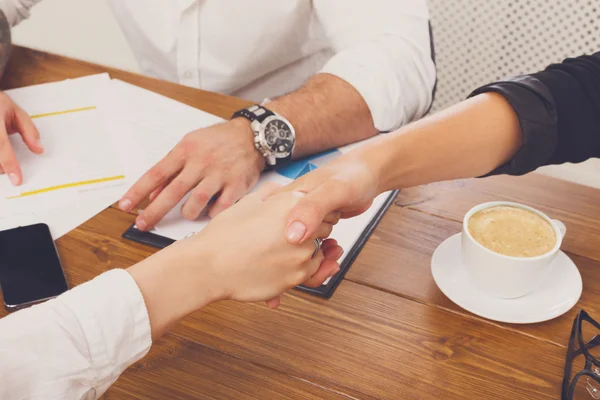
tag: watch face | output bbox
[264,119,294,155]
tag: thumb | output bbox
[340,201,373,219]
[284,181,348,244]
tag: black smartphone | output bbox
[0,223,68,310]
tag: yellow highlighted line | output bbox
[30,106,97,119]
[7,175,125,199]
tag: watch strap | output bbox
[231,104,274,123]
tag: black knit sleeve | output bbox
[468,52,600,176]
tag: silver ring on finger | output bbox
[312,238,323,259]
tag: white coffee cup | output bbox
[461,201,567,299]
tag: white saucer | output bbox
[431,233,583,324]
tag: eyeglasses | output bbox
[563,310,600,399]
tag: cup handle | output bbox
[552,219,567,238]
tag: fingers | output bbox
[265,296,281,309]
[180,177,221,220]
[149,182,167,202]
[207,183,247,218]
[302,259,340,288]
[314,222,334,240]
[264,240,342,309]
[321,238,339,255]
[304,247,325,277]
[302,241,343,288]
[0,99,44,185]
[247,182,283,202]
[14,107,43,154]
[270,177,304,196]
[0,123,22,185]
[340,202,373,219]
[295,246,328,288]
[323,211,341,225]
[264,260,340,308]
[136,167,202,230]
[119,148,185,213]
[284,181,350,245]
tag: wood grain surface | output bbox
[1,46,591,399]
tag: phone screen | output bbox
[0,223,68,309]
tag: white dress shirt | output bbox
[0,269,152,399]
[2,0,435,131]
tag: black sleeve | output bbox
[468,52,600,176]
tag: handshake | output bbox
[144,145,384,316]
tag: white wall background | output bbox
[12,0,139,73]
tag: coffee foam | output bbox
[467,205,556,258]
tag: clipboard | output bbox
[122,189,398,298]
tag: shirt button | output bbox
[183,71,192,79]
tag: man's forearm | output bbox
[370,93,523,193]
[268,73,378,158]
[0,9,11,78]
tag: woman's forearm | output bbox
[279,92,525,244]
[126,238,220,340]
[280,52,600,245]
[371,92,523,192]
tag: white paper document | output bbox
[0,74,130,238]
[98,79,224,183]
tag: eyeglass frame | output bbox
[563,310,600,399]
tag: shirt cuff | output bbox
[0,0,42,26]
[319,42,433,132]
[468,75,559,177]
[57,268,152,393]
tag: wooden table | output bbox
[2,46,598,399]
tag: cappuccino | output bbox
[467,205,556,257]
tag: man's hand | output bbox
[0,92,43,185]
[119,118,265,230]
[278,150,382,245]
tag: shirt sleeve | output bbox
[0,0,42,26]
[469,52,600,176]
[314,0,436,132]
[0,269,152,399]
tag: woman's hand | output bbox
[277,147,382,245]
[128,183,342,339]
[196,183,342,303]
[0,92,43,185]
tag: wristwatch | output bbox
[231,105,295,167]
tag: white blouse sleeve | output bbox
[0,269,152,399]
